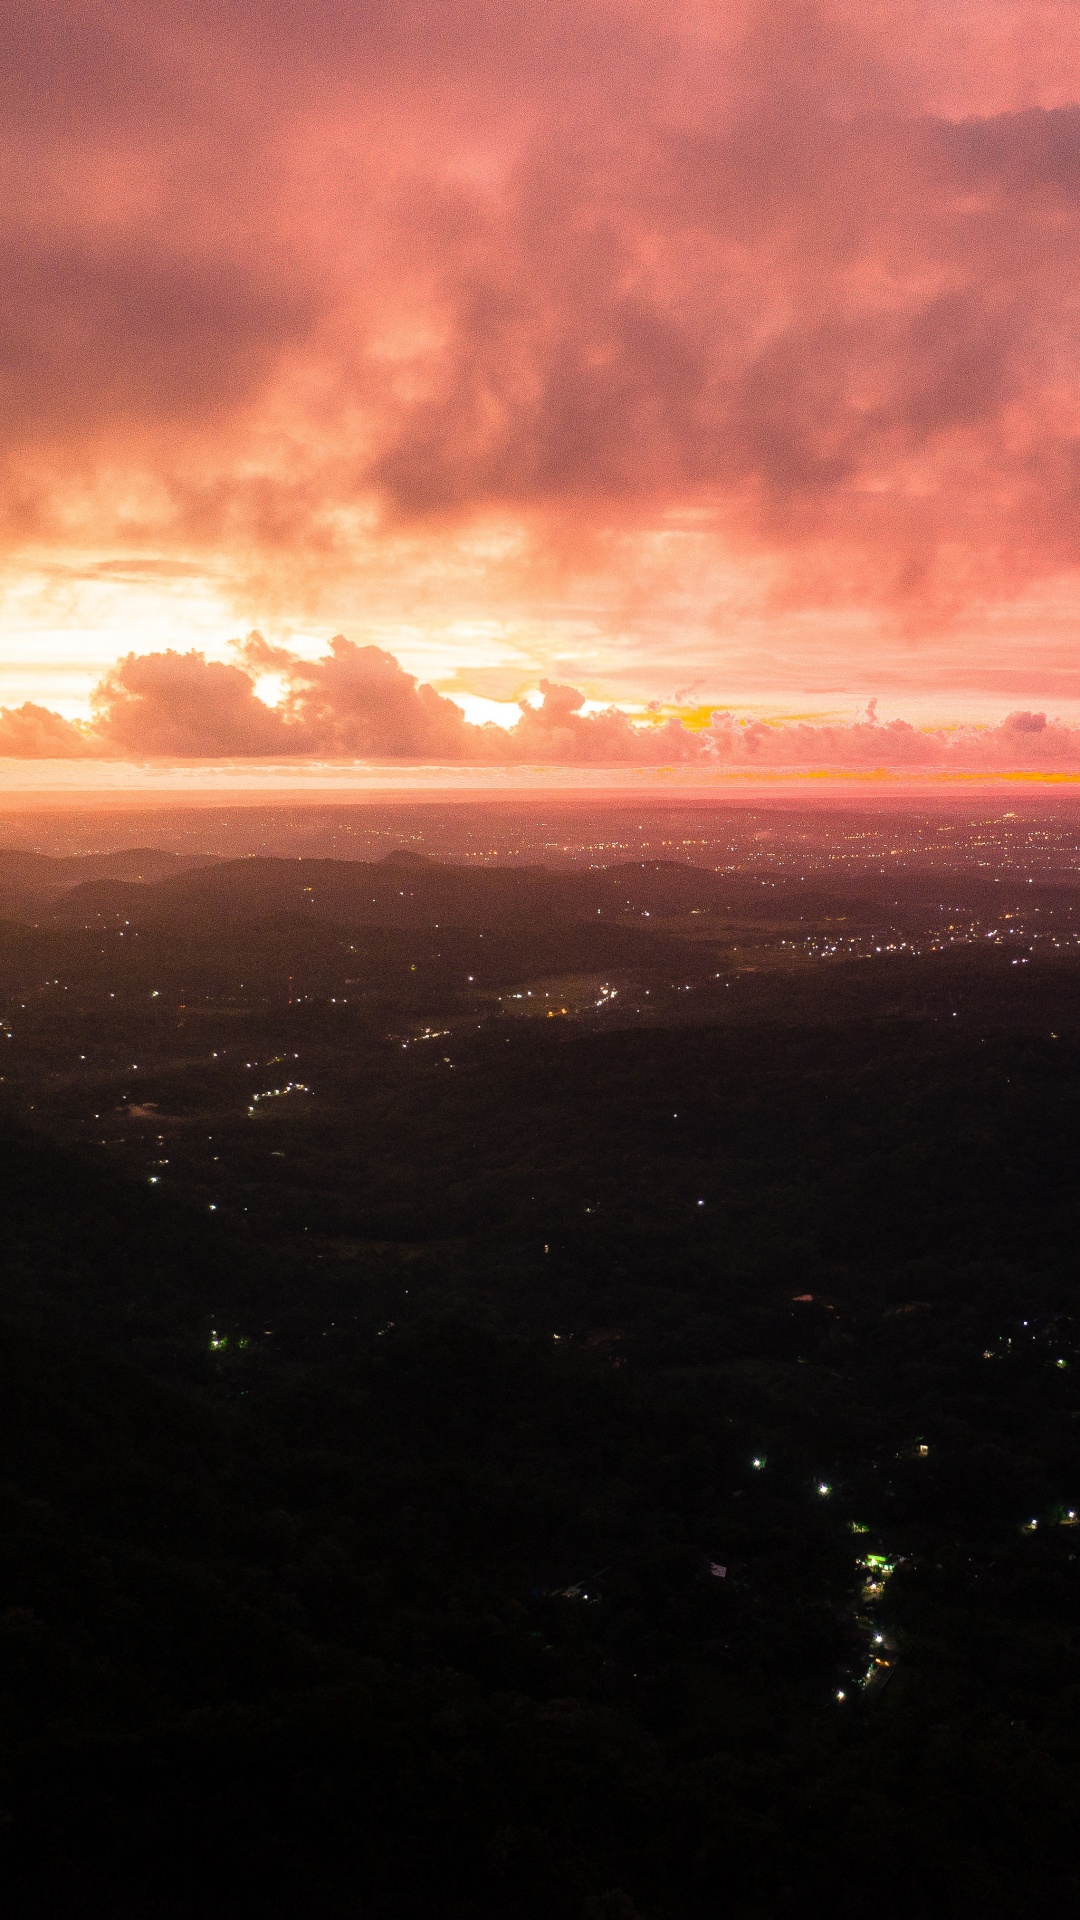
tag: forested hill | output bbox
[30,853,787,929]
[3,843,1078,934]
[0,847,219,920]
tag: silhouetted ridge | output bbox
[379,848,440,869]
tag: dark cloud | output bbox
[3,1,1080,657]
[0,239,320,439]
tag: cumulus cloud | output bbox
[504,682,707,765]
[0,703,95,758]
[6,635,1080,771]
[92,651,287,757]
[237,634,472,758]
[82,638,690,763]
[704,708,1080,769]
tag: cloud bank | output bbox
[3,638,1080,773]
[6,1,1080,700]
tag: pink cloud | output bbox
[705,707,1080,768]
[83,639,690,763]
[0,703,94,758]
[4,2,1080,682]
[92,651,286,757]
[5,635,1080,772]
[238,635,473,759]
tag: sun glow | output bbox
[253,674,288,709]
[445,692,524,730]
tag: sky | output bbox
[5,0,1080,781]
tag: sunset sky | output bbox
[6,0,1080,779]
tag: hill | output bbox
[0,847,219,920]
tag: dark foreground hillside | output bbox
[3,965,1080,1917]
